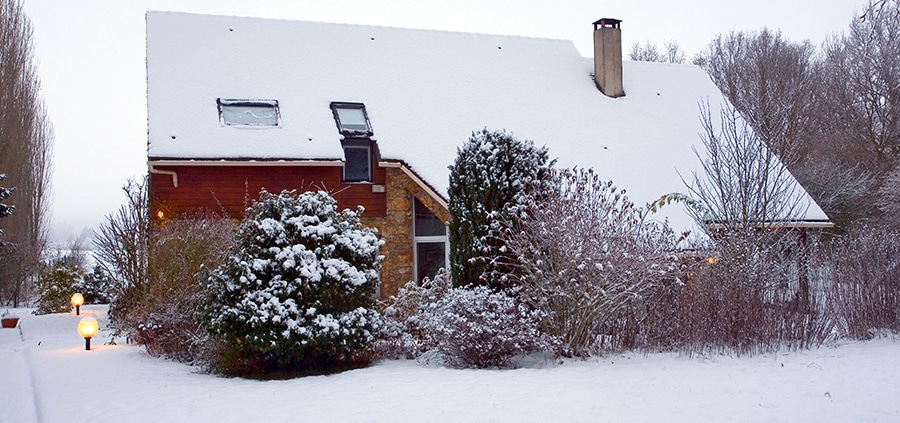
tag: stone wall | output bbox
[361,166,449,299]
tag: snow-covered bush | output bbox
[118,213,234,362]
[500,168,681,357]
[376,270,550,368]
[826,223,900,338]
[448,128,555,290]
[375,270,453,359]
[645,99,834,354]
[33,264,82,315]
[77,264,113,304]
[207,190,383,376]
[416,285,550,368]
[633,234,832,356]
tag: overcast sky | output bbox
[21,0,867,243]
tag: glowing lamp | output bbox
[71,293,85,315]
[77,317,99,350]
[707,256,718,265]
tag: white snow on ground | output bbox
[2,304,899,422]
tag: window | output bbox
[416,242,446,283]
[342,143,372,182]
[413,197,448,283]
[217,99,280,126]
[330,102,373,137]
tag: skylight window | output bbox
[217,99,280,126]
[330,102,373,137]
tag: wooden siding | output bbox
[149,163,387,220]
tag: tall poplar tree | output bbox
[0,0,54,305]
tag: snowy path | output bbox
[2,305,899,422]
[0,329,42,423]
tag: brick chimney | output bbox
[593,18,624,98]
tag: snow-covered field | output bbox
[2,305,899,422]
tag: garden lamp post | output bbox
[77,317,99,350]
[71,293,84,315]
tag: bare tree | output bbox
[682,101,815,312]
[692,24,898,230]
[683,101,809,232]
[0,0,54,306]
[876,162,900,226]
[695,28,816,163]
[859,0,900,26]
[822,1,899,168]
[93,178,150,326]
[818,0,900,227]
[629,41,686,64]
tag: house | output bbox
[145,12,831,299]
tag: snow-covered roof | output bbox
[146,11,829,234]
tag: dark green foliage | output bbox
[34,264,81,315]
[207,190,383,377]
[447,129,555,290]
[77,265,113,304]
[0,173,13,222]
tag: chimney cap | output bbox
[592,18,622,30]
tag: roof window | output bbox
[217,99,280,126]
[330,102,373,137]
[342,143,372,182]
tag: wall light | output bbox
[71,293,84,315]
[77,317,99,351]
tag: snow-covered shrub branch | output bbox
[378,270,551,368]
[207,190,383,376]
[825,224,900,338]
[499,168,680,357]
[417,284,550,368]
[376,270,453,359]
[630,232,833,356]
[130,213,234,362]
[876,162,900,227]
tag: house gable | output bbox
[146,12,831,298]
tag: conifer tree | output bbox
[0,173,12,215]
[447,129,555,290]
[0,173,13,235]
[208,190,383,376]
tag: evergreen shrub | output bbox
[207,190,383,377]
[447,128,555,290]
[34,264,82,315]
